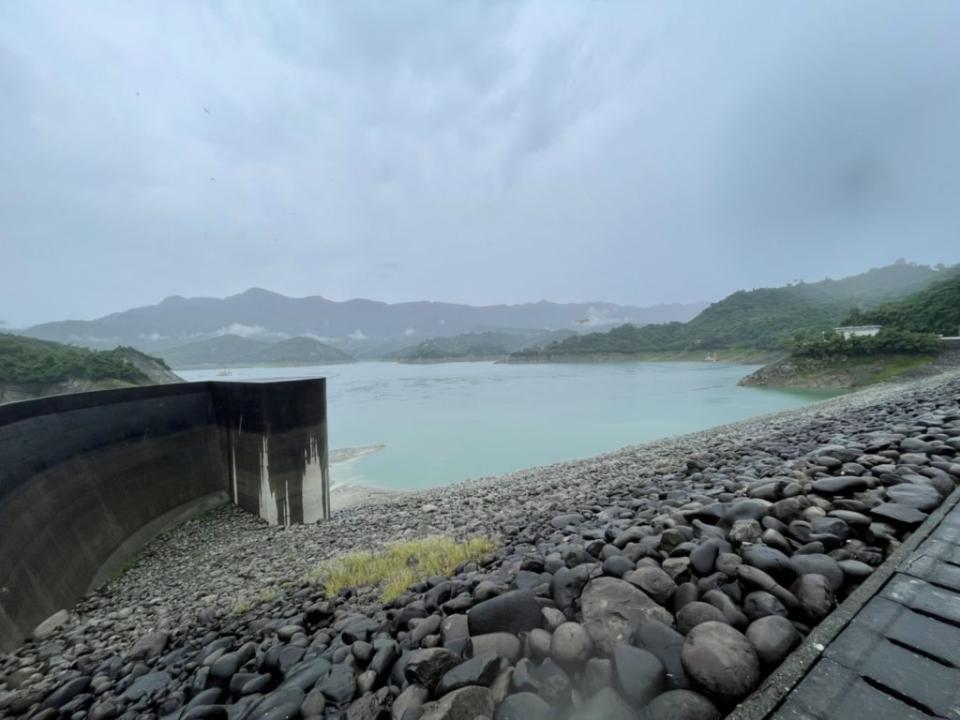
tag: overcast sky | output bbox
[2,2,959,326]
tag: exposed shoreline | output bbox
[3,368,959,718]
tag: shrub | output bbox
[790,328,942,359]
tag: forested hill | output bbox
[845,271,960,336]
[0,334,180,402]
[509,262,955,359]
[397,330,575,362]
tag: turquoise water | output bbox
[179,361,836,491]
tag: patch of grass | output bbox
[862,353,936,385]
[231,600,253,615]
[315,536,496,603]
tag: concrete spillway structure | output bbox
[0,379,328,652]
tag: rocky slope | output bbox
[1,372,959,719]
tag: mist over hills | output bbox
[510,262,958,360]
[23,290,708,358]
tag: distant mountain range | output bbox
[509,262,958,361]
[23,290,708,358]
[159,335,355,369]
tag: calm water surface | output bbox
[180,361,837,491]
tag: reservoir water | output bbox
[179,361,836,492]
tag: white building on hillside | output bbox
[834,325,882,339]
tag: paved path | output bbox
[770,498,960,719]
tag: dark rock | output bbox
[602,555,635,578]
[421,686,494,720]
[791,574,835,620]
[745,616,800,666]
[681,622,760,700]
[392,685,428,720]
[740,545,794,581]
[435,655,501,695]
[624,566,677,606]
[318,663,357,705]
[469,590,541,636]
[470,633,521,663]
[404,649,459,693]
[550,513,583,529]
[811,477,868,495]
[689,542,720,576]
[550,565,593,613]
[788,554,843,591]
[677,602,727,635]
[643,689,721,720]
[549,622,593,666]
[580,577,674,655]
[127,631,170,661]
[612,645,665,706]
[743,591,787,620]
[122,670,170,701]
[42,676,91,709]
[632,619,690,690]
[869,503,927,527]
[494,692,552,720]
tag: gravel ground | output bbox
[2,369,959,719]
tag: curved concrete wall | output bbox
[0,379,327,651]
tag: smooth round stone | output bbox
[525,629,552,661]
[677,602,727,635]
[612,645,666,706]
[632,619,690,690]
[643,689,721,720]
[689,541,720,576]
[550,623,593,666]
[791,574,835,620]
[681,622,760,700]
[494,692,552,720]
[740,545,794,581]
[743,591,787,621]
[624,567,677,606]
[603,555,635,578]
[838,559,874,580]
[746,616,800,666]
[788,554,843,591]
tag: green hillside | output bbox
[158,334,355,368]
[398,329,575,362]
[158,335,271,367]
[0,333,172,385]
[510,262,954,359]
[845,271,960,336]
[249,337,355,365]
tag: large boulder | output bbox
[680,622,760,700]
[494,692,552,720]
[580,577,674,656]
[643,689,721,720]
[612,645,666,706]
[745,616,800,666]
[468,590,542,636]
[550,622,593,666]
[421,686,494,720]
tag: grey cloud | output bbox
[1,1,958,326]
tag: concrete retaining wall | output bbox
[0,379,328,651]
